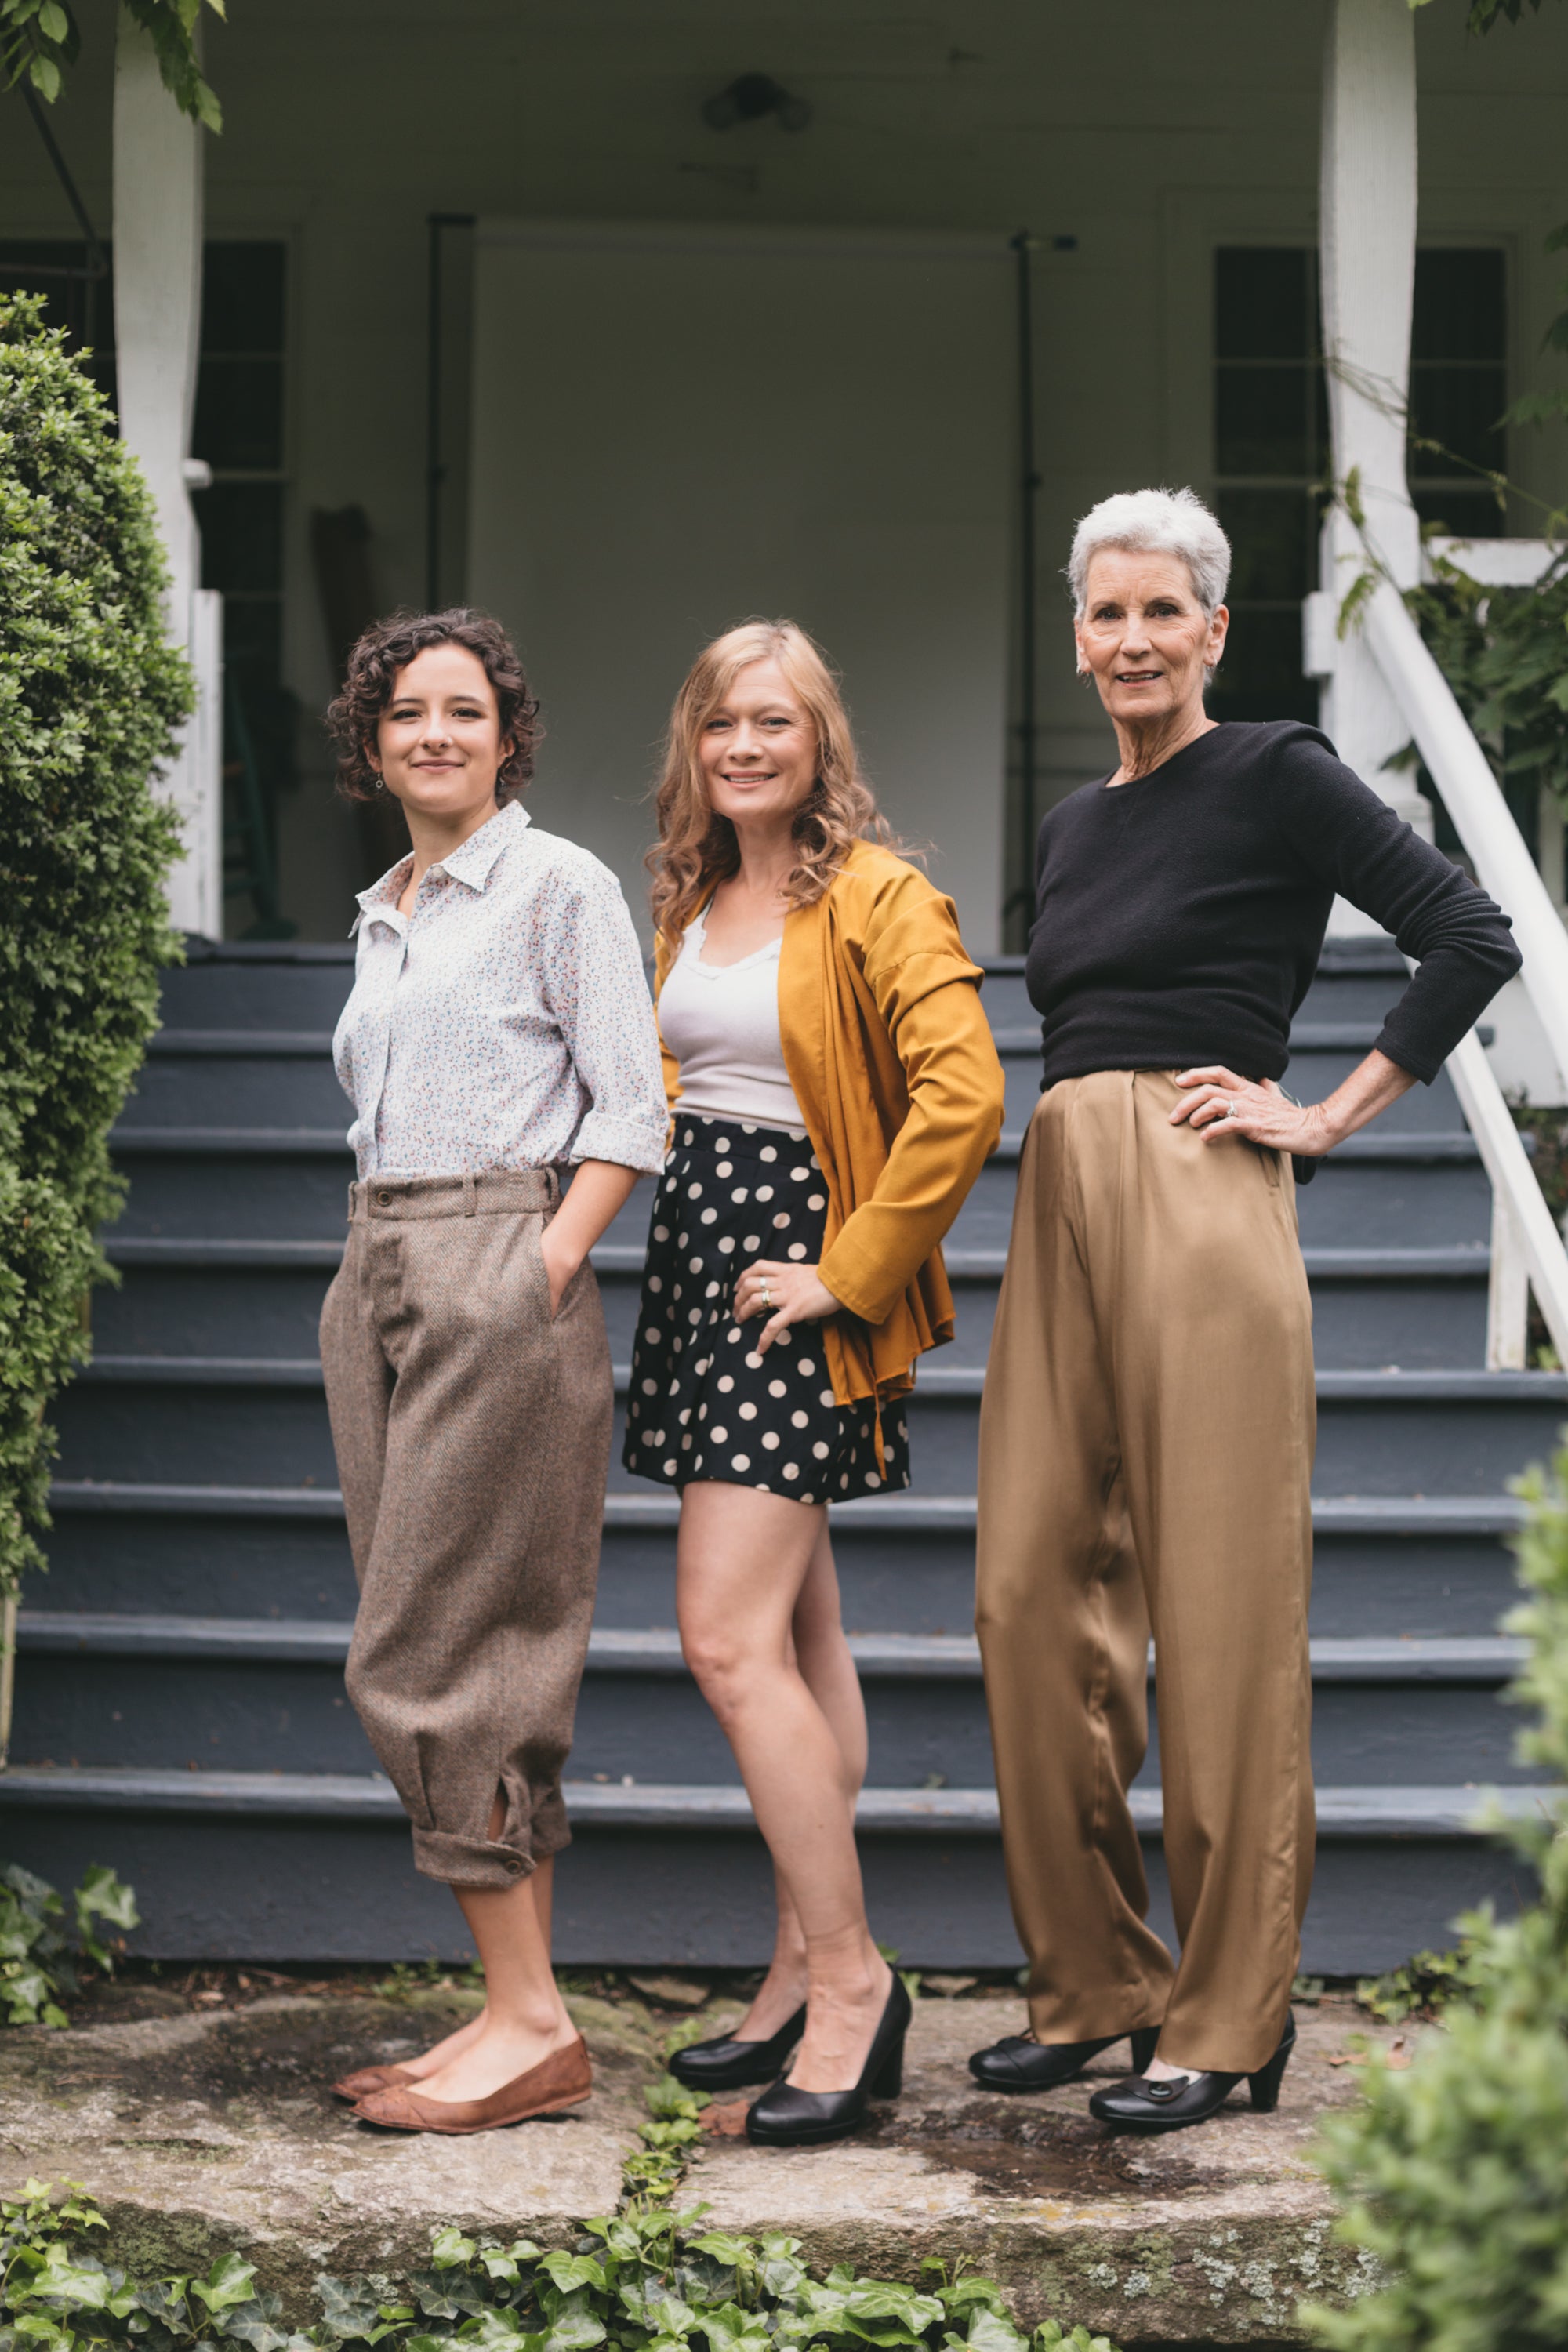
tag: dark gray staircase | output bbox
[2,936,1560,1969]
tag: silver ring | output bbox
[1222,1098,1238,1119]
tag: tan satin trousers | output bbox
[975,1070,1315,2074]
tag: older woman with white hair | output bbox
[969,486,1520,2132]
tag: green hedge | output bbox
[1309,1435,1568,2350]
[0,292,190,1600]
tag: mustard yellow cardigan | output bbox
[652,840,1007,1412]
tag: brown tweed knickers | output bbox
[320,1168,612,1888]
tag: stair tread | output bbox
[73,1353,1568,1401]
[989,1022,1459,1057]
[100,1237,1497,1280]
[0,1763,1545,1838]
[106,1125,1484,1167]
[149,1031,337,1057]
[16,1610,1530,1682]
[110,1128,352,1155]
[45,1479,1533,1534]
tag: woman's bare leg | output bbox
[403,1802,578,2103]
[739,1523,869,2039]
[679,1483,891,2092]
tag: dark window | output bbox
[1211,246,1326,724]
[0,235,295,934]
[1408,248,1508,539]
[1212,243,1509,723]
[190,241,295,937]
[0,238,115,404]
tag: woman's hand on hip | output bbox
[735,1258,842,1354]
[1171,1066,1333,1156]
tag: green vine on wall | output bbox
[0,0,224,128]
[0,294,190,1601]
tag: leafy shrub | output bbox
[0,292,190,1599]
[0,1863,139,2027]
[1354,1943,1483,2027]
[0,2186,1120,2352]
[1403,546,1568,824]
[1309,1435,1568,2351]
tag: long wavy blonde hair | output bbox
[648,619,891,946]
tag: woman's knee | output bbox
[680,1617,770,1717]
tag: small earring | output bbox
[371,771,387,793]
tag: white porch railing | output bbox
[1359,578,1568,1370]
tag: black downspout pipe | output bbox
[426,211,475,609]
[1009,229,1040,940]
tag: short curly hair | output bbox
[327,608,543,804]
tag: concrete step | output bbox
[95,1236,1494,1370]
[10,1610,1534,1788]
[107,1128,1494,1256]
[0,1762,1545,1970]
[52,1354,1568,1496]
[38,1479,1527,1640]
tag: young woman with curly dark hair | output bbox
[626,620,1006,2146]
[318,609,667,2135]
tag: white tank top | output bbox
[657,912,806,1132]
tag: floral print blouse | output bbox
[333,800,666,1180]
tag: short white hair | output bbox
[1068,487,1231,619]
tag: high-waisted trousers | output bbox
[975,1071,1315,2074]
[320,1168,612,1889]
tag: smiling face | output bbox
[1075,548,1228,735]
[698,657,821,831]
[369,642,513,829]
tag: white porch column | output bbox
[1316,0,1434,931]
[113,11,222,939]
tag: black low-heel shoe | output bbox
[745,1973,912,2147]
[969,2024,1160,2093]
[669,2004,807,2092]
[1088,2013,1296,2132]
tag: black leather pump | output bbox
[669,2003,808,2092]
[1088,2013,1296,2132]
[745,1973,912,2147]
[969,2024,1160,2093]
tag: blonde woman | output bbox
[623,620,1005,2147]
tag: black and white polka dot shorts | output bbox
[622,1115,911,1505]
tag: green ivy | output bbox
[0,2187,1120,2352]
[0,1864,139,2028]
[1308,1435,1568,2351]
[0,0,224,126]
[1403,546,1568,817]
[0,293,189,1599]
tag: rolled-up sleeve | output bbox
[543,866,670,1174]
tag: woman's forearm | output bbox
[1298,1047,1417,1152]
[546,1159,642,1276]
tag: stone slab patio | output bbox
[0,1982,1407,2344]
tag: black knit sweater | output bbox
[1025,721,1521,1089]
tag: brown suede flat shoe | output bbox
[353,2036,592,2134]
[331,2063,413,2101]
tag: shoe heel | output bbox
[1248,2036,1294,2114]
[871,2036,905,2099]
[1130,2026,1160,2073]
